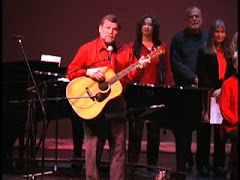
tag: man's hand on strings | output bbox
[86,68,105,81]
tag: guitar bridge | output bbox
[86,87,95,101]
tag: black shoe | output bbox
[213,166,226,177]
[184,161,193,171]
[198,165,210,177]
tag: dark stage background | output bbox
[2,0,238,139]
[3,0,238,67]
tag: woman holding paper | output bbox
[195,19,234,177]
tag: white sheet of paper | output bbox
[210,97,223,124]
[41,54,61,67]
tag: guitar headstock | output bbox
[148,46,166,59]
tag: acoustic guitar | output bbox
[66,46,165,120]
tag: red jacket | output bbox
[129,42,173,86]
[219,75,238,133]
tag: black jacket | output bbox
[196,48,233,90]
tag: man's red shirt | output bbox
[67,38,143,91]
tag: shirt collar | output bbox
[97,38,108,53]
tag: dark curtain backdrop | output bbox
[3,0,238,67]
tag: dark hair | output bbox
[100,14,121,30]
[203,19,231,58]
[134,14,161,58]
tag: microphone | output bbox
[12,35,24,40]
[106,45,113,60]
[107,45,113,53]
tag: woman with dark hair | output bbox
[196,19,234,177]
[127,14,173,168]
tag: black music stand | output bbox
[13,36,50,180]
[40,81,72,178]
[22,81,63,180]
[24,78,73,179]
[126,104,165,180]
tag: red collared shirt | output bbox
[67,38,143,91]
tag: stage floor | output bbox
[3,143,229,180]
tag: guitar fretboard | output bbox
[107,61,140,85]
[106,45,165,85]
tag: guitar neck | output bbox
[106,45,165,86]
[107,61,140,85]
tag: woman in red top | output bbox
[219,51,238,179]
[127,14,173,168]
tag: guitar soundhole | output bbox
[96,81,111,102]
[99,81,109,91]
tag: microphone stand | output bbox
[25,68,95,179]
[14,37,50,179]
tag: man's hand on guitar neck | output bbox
[86,67,106,82]
[137,56,151,70]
